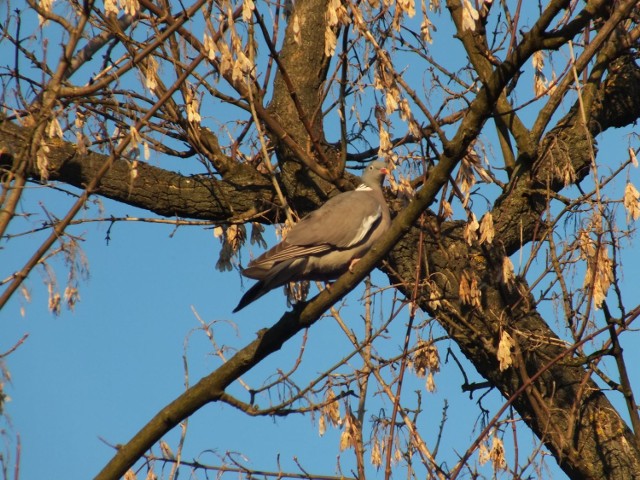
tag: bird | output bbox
[233,161,391,312]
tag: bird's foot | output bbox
[348,257,361,272]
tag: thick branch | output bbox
[0,121,275,223]
[493,53,640,255]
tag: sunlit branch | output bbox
[142,454,357,480]
[531,0,639,140]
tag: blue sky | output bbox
[2,2,640,479]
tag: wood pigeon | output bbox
[233,161,391,312]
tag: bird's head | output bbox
[363,161,390,186]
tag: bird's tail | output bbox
[233,258,307,313]
[233,280,270,313]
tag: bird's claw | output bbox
[348,258,361,273]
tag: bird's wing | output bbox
[242,190,384,279]
[285,190,384,249]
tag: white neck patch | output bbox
[356,183,372,191]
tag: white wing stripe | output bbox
[345,204,381,247]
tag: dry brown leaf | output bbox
[497,330,514,371]
[464,212,479,246]
[460,269,481,308]
[490,435,507,471]
[623,182,640,222]
[339,412,356,451]
[322,388,342,427]
[461,0,478,31]
[318,414,326,437]
[630,147,638,167]
[501,256,515,286]
[371,437,382,467]
[478,212,494,245]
